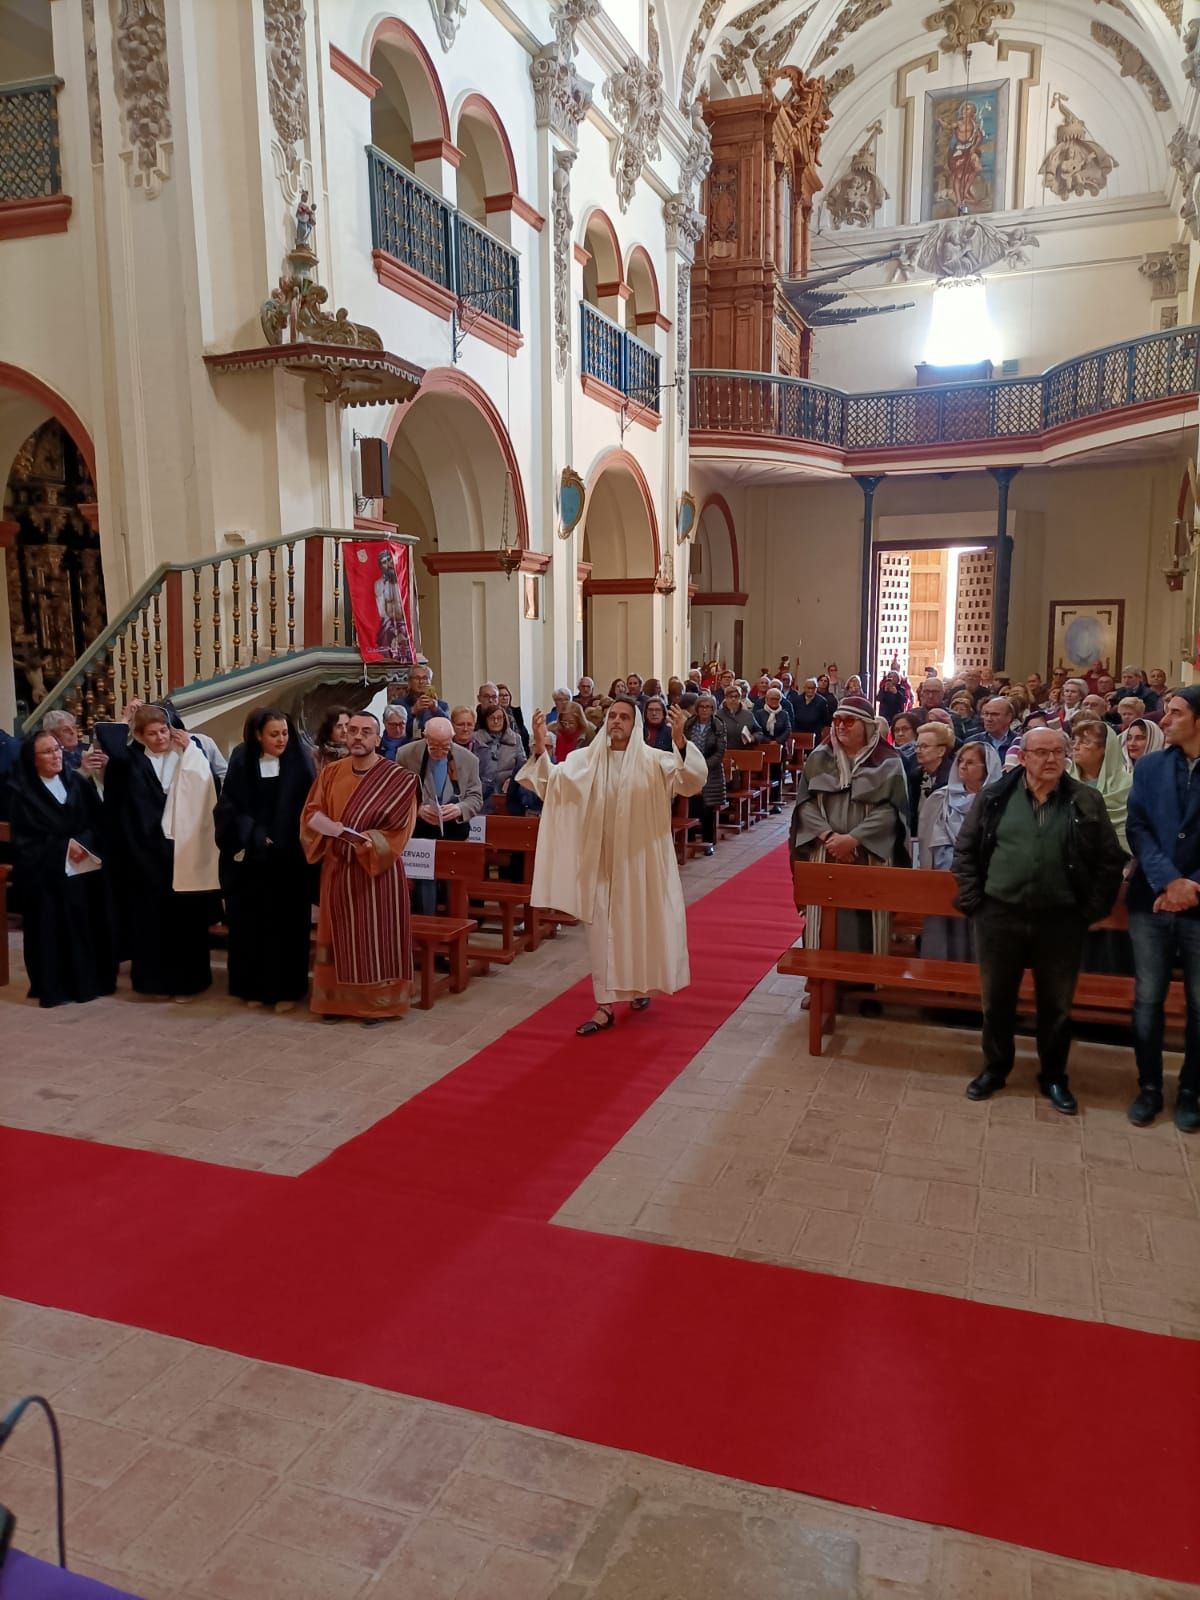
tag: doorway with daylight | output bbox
[874,540,996,685]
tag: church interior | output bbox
[1,0,1199,1594]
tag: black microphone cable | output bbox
[0,1395,67,1569]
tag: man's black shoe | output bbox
[1039,1078,1078,1115]
[1127,1086,1164,1127]
[965,1070,1007,1101]
[1175,1090,1200,1134]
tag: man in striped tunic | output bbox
[301,711,418,1023]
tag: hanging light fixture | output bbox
[497,469,520,580]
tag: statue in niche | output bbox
[825,120,888,228]
[294,189,317,255]
[1038,93,1117,200]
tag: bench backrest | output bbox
[725,749,766,775]
[432,841,488,881]
[791,860,1128,930]
[480,813,539,886]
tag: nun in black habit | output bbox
[214,708,316,1010]
[8,730,117,1007]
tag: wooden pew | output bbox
[784,731,815,794]
[409,840,483,1009]
[671,793,701,862]
[721,749,765,834]
[778,862,1179,1057]
[759,739,784,814]
[465,814,540,963]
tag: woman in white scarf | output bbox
[917,741,1002,960]
[1069,717,1132,854]
[1120,715,1165,769]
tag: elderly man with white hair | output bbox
[395,715,484,913]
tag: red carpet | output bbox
[2,846,1198,1584]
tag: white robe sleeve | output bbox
[663,740,707,799]
[516,751,554,798]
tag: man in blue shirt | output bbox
[964,696,1019,762]
[1126,686,1200,1131]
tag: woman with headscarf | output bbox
[684,692,727,855]
[790,695,911,953]
[1120,715,1164,769]
[1070,717,1134,973]
[1070,717,1132,854]
[916,739,1002,958]
[8,729,117,1007]
[214,707,316,1011]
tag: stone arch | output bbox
[367,17,452,171]
[580,448,661,681]
[454,92,519,226]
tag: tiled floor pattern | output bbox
[557,984,1200,1340]
[4,812,1198,1597]
[1,1302,1195,1600]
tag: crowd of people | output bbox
[3,652,1197,1130]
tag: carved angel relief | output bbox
[1038,93,1117,200]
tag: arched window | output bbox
[455,96,518,239]
[367,21,450,181]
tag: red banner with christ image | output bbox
[343,540,418,665]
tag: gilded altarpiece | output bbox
[4,420,106,713]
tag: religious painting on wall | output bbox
[921,81,1009,221]
[1046,598,1124,681]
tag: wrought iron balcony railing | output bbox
[690,325,1200,453]
[580,301,661,412]
[0,77,64,201]
[366,145,520,332]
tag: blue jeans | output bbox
[1128,910,1200,1093]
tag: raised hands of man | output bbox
[531,709,549,758]
[667,704,687,749]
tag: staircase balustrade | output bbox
[690,326,1200,452]
[21,529,395,736]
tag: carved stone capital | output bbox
[1139,245,1189,299]
[530,0,599,141]
[663,193,705,258]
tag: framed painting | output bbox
[921,80,1009,221]
[1046,598,1124,682]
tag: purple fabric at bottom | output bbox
[0,1553,141,1600]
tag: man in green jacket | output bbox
[951,724,1126,1114]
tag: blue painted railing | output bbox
[367,145,519,332]
[580,301,661,411]
[690,325,1200,451]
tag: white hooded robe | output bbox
[517,714,706,1002]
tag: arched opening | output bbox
[691,496,744,673]
[385,372,527,708]
[624,245,661,338]
[581,452,659,684]
[580,209,625,318]
[2,412,104,721]
[367,20,450,176]
[455,95,517,235]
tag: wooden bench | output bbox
[464,814,539,963]
[408,841,483,1005]
[721,749,765,835]
[779,862,1181,1057]
[783,732,815,794]
[671,793,701,862]
[759,739,784,813]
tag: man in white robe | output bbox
[518,698,706,1035]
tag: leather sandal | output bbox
[577,1007,615,1036]
[630,997,652,1012]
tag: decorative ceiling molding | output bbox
[811,0,891,70]
[1155,0,1182,34]
[264,0,309,177]
[1089,21,1171,112]
[111,0,172,195]
[602,0,664,211]
[678,98,713,203]
[1169,124,1200,238]
[1091,0,1135,19]
[889,214,1038,281]
[754,5,816,79]
[825,119,887,227]
[923,0,1013,55]
[1184,17,1200,89]
[680,0,721,106]
[1038,92,1117,200]
[825,62,855,98]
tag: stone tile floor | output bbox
[3,811,1198,1596]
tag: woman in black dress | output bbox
[214,708,316,1011]
[8,730,117,1007]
